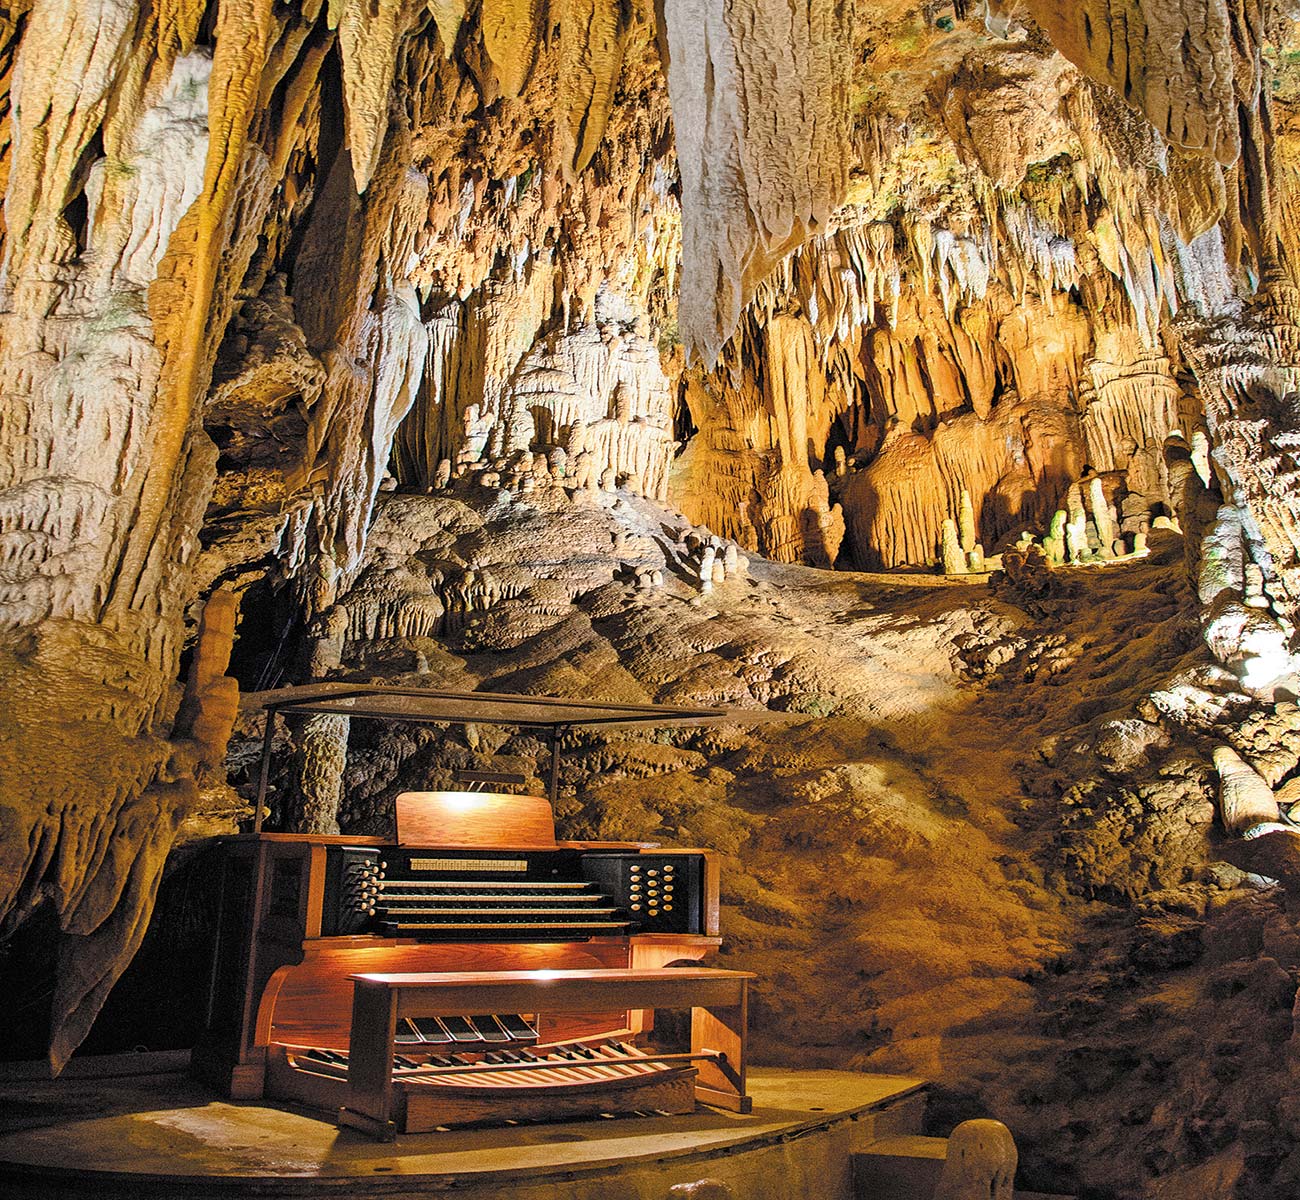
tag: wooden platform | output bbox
[0,1060,926,1200]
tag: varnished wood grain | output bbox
[692,996,749,1111]
[264,943,629,1050]
[395,791,557,848]
[357,967,754,1015]
[347,981,399,1126]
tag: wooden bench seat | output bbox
[337,967,754,1139]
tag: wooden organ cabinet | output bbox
[193,686,756,1137]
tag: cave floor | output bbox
[0,1062,925,1198]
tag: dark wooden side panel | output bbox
[344,982,398,1128]
[203,846,255,1039]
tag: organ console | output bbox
[193,686,756,1136]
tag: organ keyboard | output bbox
[335,967,752,1137]
[324,844,704,937]
[193,788,728,1131]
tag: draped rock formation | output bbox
[661,0,855,365]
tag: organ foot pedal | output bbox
[273,1035,705,1132]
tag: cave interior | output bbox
[6,0,1300,1195]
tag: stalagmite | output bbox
[1043,510,1067,566]
[1089,477,1117,560]
[942,519,966,575]
[958,489,977,555]
[1198,506,1246,606]
[1066,488,1088,564]
[698,544,716,592]
[1214,745,1281,834]
[0,0,332,1067]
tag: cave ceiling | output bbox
[4,0,1300,1158]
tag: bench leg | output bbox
[691,989,750,1113]
[339,981,399,1136]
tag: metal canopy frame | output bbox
[249,684,770,833]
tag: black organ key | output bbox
[439,1016,482,1042]
[470,1014,511,1042]
[394,1019,422,1045]
[410,1016,453,1043]
[496,1013,539,1041]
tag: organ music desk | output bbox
[193,685,765,1136]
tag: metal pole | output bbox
[548,727,565,807]
[254,708,275,834]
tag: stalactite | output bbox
[333,0,415,193]
[554,0,638,176]
[660,0,854,365]
[1025,0,1260,167]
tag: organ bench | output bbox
[337,966,754,1138]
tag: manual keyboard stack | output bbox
[349,867,632,937]
[325,839,696,939]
